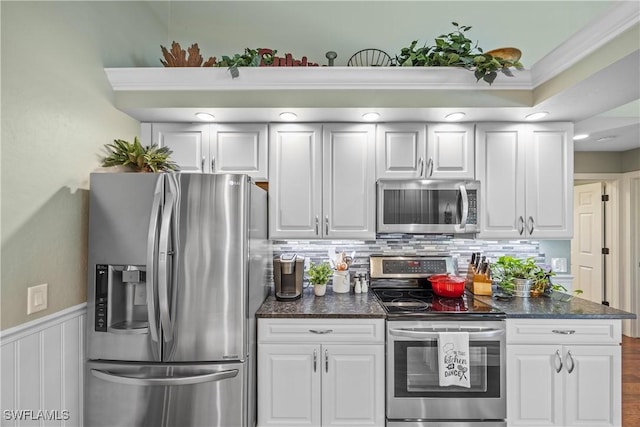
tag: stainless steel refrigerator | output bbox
[85,173,269,427]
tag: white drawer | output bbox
[507,318,621,345]
[258,318,385,344]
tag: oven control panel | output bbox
[370,255,455,278]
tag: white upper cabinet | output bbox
[211,123,268,180]
[427,123,475,179]
[375,123,427,179]
[476,123,573,239]
[143,122,268,180]
[376,123,474,180]
[145,123,210,173]
[322,124,376,239]
[269,123,375,240]
[269,123,323,240]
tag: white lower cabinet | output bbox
[257,319,385,427]
[506,319,622,426]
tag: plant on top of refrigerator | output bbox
[101,137,179,173]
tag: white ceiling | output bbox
[115,1,640,152]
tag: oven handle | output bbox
[389,327,504,340]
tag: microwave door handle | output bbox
[145,178,163,359]
[459,184,469,229]
[91,368,238,387]
[389,328,504,340]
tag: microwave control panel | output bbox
[467,190,477,224]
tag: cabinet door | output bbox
[151,123,210,173]
[257,344,321,427]
[524,123,573,238]
[269,124,322,239]
[427,123,475,179]
[507,344,563,426]
[476,124,526,239]
[375,123,426,179]
[322,344,385,427]
[564,345,621,426]
[211,123,268,180]
[322,124,376,239]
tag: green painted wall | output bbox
[0,2,166,330]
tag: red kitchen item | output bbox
[428,274,450,285]
[431,275,466,298]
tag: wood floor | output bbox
[622,335,640,426]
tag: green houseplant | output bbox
[490,256,544,297]
[101,137,179,172]
[395,22,523,84]
[307,261,333,296]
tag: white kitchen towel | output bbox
[438,332,471,388]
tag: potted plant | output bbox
[490,256,543,297]
[307,261,333,296]
[100,137,179,172]
[395,22,523,85]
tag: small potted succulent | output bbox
[307,262,333,297]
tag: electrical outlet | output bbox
[27,283,48,315]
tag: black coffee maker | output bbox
[273,254,304,301]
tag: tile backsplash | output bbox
[270,235,546,283]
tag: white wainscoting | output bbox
[1,304,86,427]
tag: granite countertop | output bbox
[474,293,637,319]
[256,286,386,319]
[256,286,636,320]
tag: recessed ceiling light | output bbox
[362,112,380,122]
[279,112,298,121]
[573,134,589,141]
[445,112,466,121]
[596,136,616,142]
[195,112,215,121]
[525,112,549,121]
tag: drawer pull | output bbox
[309,329,334,335]
[552,329,576,335]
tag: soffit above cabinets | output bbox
[104,2,639,151]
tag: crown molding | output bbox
[531,1,640,87]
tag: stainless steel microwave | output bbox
[377,179,480,234]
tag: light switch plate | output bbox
[27,283,48,315]
[551,258,568,273]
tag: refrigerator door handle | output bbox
[145,178,163,357]
[158,191,175,344]
[91,368,239,387]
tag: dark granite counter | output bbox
[256,285,386,319]
[474,293,637,319]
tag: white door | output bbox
[152,123,210,173]
[506,344,563,426]
[571,182,604,304]
[257,344,321,427]
[563,345,621,426]
[269,124,322,239]
[427,123,475,179]
[375,123,427,179]
[322,124,376,239]
[211,123,268,180]
[524,124,573,238]
[322,344,385,427]
[476,124,526,239]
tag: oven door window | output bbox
[394,340,501,398]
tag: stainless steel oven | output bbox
[370,255,506,427]
[386,320,506,426]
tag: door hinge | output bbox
[601,194,610,202]
[602,248,610,255]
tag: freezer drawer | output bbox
[85,360,246,427]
